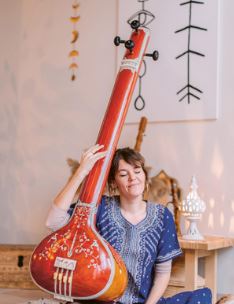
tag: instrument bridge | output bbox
[53,256,77,302]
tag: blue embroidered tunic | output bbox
[95,196,182,304]
[68,196,212,304]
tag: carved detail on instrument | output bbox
[120,58,140,71]
[67,231,78,257]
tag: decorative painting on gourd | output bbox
[30,25,151,302]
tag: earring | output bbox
[145,182,149,194]
[108,184,117,196]
[143,182,149,200]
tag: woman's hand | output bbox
[53,144,107,211]
[77,144,107,178]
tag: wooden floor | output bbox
[0,289,59,304]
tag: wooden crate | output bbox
[0,244,38,289]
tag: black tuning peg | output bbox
[114,36,135,53]
[125,40,135,52]
[130,20,140,31]
[145,50,159,61]
[114,36,124,46]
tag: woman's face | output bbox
[114,159,146,200]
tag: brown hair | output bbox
[108,147,148,192]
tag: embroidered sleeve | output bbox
[67,202,76,217]
[96,195,108,227]
[156,207,182,263]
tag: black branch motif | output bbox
[175,0,207,104]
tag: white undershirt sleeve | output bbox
[45,203,70,231]
[155,259,172,274]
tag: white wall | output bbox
[0,0,233,294]
[0,0,117,243]
[0,0,22,240]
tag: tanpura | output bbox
[30,21,157,302]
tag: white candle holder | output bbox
[179,176,206,240]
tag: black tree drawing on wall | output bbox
[175,0,207,104]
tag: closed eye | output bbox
[134,171,141,174]
[119,173,127,177]
[134,166,142,174]
[118,170,128,177]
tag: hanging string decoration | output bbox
[127,0,156,111]
[175,1,207,104]
[69,0,80,81]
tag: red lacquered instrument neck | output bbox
[79,28,150,205]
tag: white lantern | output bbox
[179,176,206,240]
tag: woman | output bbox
[46,144,212,304]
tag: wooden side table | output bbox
[176,235,234,304]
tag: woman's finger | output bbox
[92,151,108,161]
[91,144,104,154]
[85,144,103,155]
[86,150,105,160]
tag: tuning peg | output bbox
[145,50,159,61]
[130,20,140,31]
[125,40,135,52]
[114,36,135,53]
[114,36,124,46]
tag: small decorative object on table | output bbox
[179,176,206,240]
